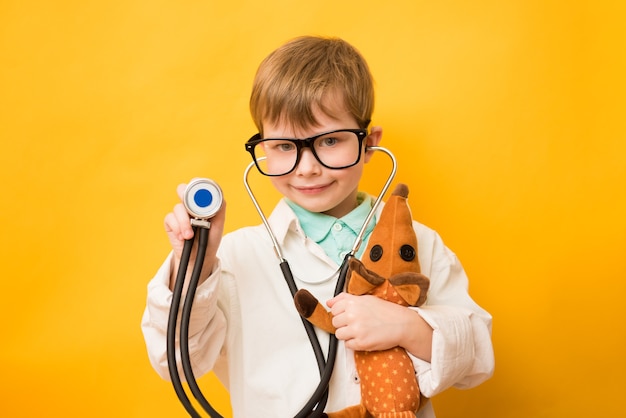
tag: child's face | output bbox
[263,100,381,218]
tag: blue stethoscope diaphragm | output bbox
[183,178,223,219]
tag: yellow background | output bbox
[1,0,624,416]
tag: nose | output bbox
[294,147,321,176]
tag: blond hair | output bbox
[250,36,374,135]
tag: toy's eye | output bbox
[370,245,383,262]
[399,244,416,261]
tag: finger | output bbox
[173,203,194,240]
[331,311,349,330]
[326,292,346,308]
[343,338,360,351]
[164,212,181,242]
[176,183,187,201]
[176,177,208,200]
[329,299,347,318]
[209,197,226,226]
[334,324,355,343]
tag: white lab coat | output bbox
[141,198,494,417]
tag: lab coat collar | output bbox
[267,199,305,246]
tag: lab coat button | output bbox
[351,371,360,384]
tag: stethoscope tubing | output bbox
[280,260,330,417]
[167,228,202,417]
[180,227,223,416]
[167,226,224,418]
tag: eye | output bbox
[320,136,338,147]
[369,244,383,262]
[399,244,416,261]
[276,141,296,152]
[264,140,296,153]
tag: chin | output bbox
[292,197,333,213]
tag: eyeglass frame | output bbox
[244,128,369,177]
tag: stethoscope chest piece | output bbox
[183,178,223,220]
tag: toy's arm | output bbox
[294,289,336,334]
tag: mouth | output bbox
[292,183,332,195]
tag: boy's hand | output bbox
[327,292,433,362]
[164,182,226,290]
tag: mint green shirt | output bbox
[286,192,376,265]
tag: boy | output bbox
[142,36,494,417]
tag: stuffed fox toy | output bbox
[294,183,430,418]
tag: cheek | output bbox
[340,163,365,185]
[268,176,293,197]
[269,177,284,190]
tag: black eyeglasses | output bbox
[244,129,368,176]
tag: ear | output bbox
[389,272,430,306]
[346,258,385,295]
[363,126,382,164]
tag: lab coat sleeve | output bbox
[141,252,228,381]
[410,230,494,398]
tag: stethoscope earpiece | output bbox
[183,178,223,220]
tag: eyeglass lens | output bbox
[252,131,362,176]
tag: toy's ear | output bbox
[346,258,385,295]
[389,272,430,306]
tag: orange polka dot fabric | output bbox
[354,347,420,416]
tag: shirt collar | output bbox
[266,193,384,249]
[284,192,374,243]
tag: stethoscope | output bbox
[166,145,397,417]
